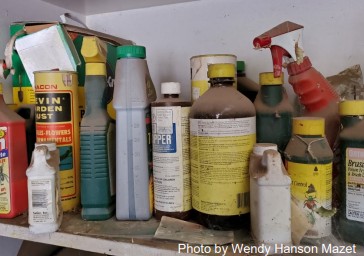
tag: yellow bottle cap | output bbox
[207,63,235,78]
[81,36,107,63]
[85,63,107,76]
[339,100,364,116]
[0,83,2,94]
[292,117,325,136]
[259,72,284,85]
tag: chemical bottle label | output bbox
[190,117,256,216]
[345,148,364,222]
[36,92,76,199]
[0,127,10,214]
[287,161,332,238]
[35,71,80,212]
[152,106,191,212]
[28,179,55,223]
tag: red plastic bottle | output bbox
[287,56,340,148]
[0,94,28,218]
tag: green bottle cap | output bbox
[237,61,245,72]
[117,45,146,59]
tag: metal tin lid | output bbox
[292,117,325,136]
[339,100,364,116]
[207,63,235,78]
[259,72,284,85]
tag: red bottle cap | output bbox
[287,56,312,75]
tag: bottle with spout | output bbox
[253,21,340,149]
[80,36,115,220]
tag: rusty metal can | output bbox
[34,71,80,212]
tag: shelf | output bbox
[0,213,192,256]
[41,0,199,15]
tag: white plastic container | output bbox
[113,45,156,220]
[250,143,292,245]
[26,143,62,234]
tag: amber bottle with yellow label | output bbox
[189,63,256,230]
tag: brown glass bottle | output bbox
[189,63,256,230]
[151,82,192,220]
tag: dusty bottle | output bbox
[284,117,333,240]
[190,63,256,230]
[113,45,156,220]
[80,62,115,220]
[337,100,364,245]
[27,143,62,234]
[254,72,293,153]
[151,82,191,220]
[250,143,291,245]
[236,60,259,102]
[0,93,28,218]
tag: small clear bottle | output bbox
[254,72,293,153]
[284,117,333,241]
[189,63,256,230]
[151,82,192,220]
[337,100,364,245]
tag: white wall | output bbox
[87,0,364,101]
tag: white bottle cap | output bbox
[161,82,181,95]
[253,143,278,156]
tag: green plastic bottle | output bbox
[80,62,115,220]
[254,72,293,153]
[338,100,364,245]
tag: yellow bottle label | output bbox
[190,117,256,216]
[346,148,364,222]
[0,127,10,214]
[287,161,332,238]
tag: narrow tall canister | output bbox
[190,54,236,102]
[34,71,80,212]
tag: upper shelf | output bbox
[41,0,198,15]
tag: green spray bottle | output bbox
[80,37,115,220]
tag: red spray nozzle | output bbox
[253,21,304,78]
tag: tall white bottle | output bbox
[27,143,62,234]
[113,45,156,220]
